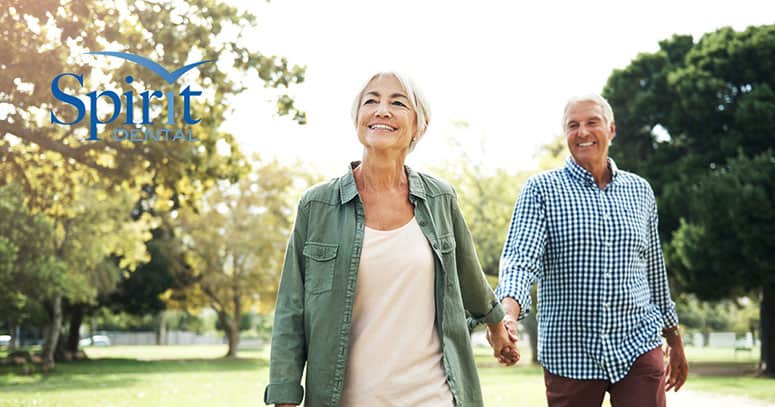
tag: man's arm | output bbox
[644,189,687,391]
[496,178,546,321]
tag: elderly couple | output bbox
[264,72,688,407]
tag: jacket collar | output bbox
[339,161,427,204]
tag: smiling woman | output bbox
[264,71,519,407]
[351,72,430,153]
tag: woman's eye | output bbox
[363,99,377,105]
[392,100,407,107]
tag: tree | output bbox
[0,184,65,351]
[1,0,306,368]
[175,158,297,357]
[1,0,305,200]
[603,24,775,374]
[43,186,152,368]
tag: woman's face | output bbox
[356,74,417,154]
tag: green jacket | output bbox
[264,163,504,407]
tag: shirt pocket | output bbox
[303,241,338,295]
[434,233,457,271]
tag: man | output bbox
[494,94,688,406]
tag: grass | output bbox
[0,345,772,406]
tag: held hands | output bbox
[486,314,520,366]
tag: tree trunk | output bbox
[42,294,63,370]
[761,285,774,376]
[217,311,239,358]
[158,311,168,345]
[66,304,84,354]
[8,320,17,351]
[226,320,239,358]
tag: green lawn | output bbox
[0,345,772,406]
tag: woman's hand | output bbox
[486,316,520,366]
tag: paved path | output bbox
[665,390,775,407]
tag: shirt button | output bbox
[603,272,611,278]
[602,302,610,309]
[418,220,426,226]
[605,241,613,247]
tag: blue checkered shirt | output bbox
[496,156,678,383]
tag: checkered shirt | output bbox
[496,156,679,383]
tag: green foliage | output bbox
[0,0,306,206]
[0,184,66,323]
[675,295,760,334]
[603,24,775,299]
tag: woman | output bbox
[264,72,518,407]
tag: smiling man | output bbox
[494,94,688,407]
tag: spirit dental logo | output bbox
[50,51,214,142]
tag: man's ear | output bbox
[609,121,616,142]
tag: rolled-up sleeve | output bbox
[496,178,546,321]
[644,191,679,329]
[264,200,309,406]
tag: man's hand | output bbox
[664,327,688,392]
[500,297,521,343]
[486,318,519,366]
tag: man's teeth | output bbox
[578,142,595,147]
[370,124,394,131]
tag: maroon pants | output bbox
[543,347,666,407]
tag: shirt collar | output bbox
[339,161,427,204]
[564,156,619,187]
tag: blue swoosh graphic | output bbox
[86,51,214,84]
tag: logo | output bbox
[50,51,215,142]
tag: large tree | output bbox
[0,0,306,368]
[603,24,775,374]
[175,158,297,357]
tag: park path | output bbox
[665,390,774,406]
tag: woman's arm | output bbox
[264,200,309,406]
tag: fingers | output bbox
[664,355,688,392]
[494,345,519,366]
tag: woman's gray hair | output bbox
[351,71,431,152]
[562,93,615,131]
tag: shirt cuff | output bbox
[264,383,304,405]
[495,284,531,321]
[662,307,679,330]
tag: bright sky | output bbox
[222,0,773,176]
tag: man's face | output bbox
[565,101,615,169]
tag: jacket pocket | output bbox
[303,242,338,294]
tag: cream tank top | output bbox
[339,217,455,406]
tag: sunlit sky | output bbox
[222,0,773,176]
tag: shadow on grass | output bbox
[0,356,269,393]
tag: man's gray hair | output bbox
[562,94,615,131]
[351,71,431,152]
